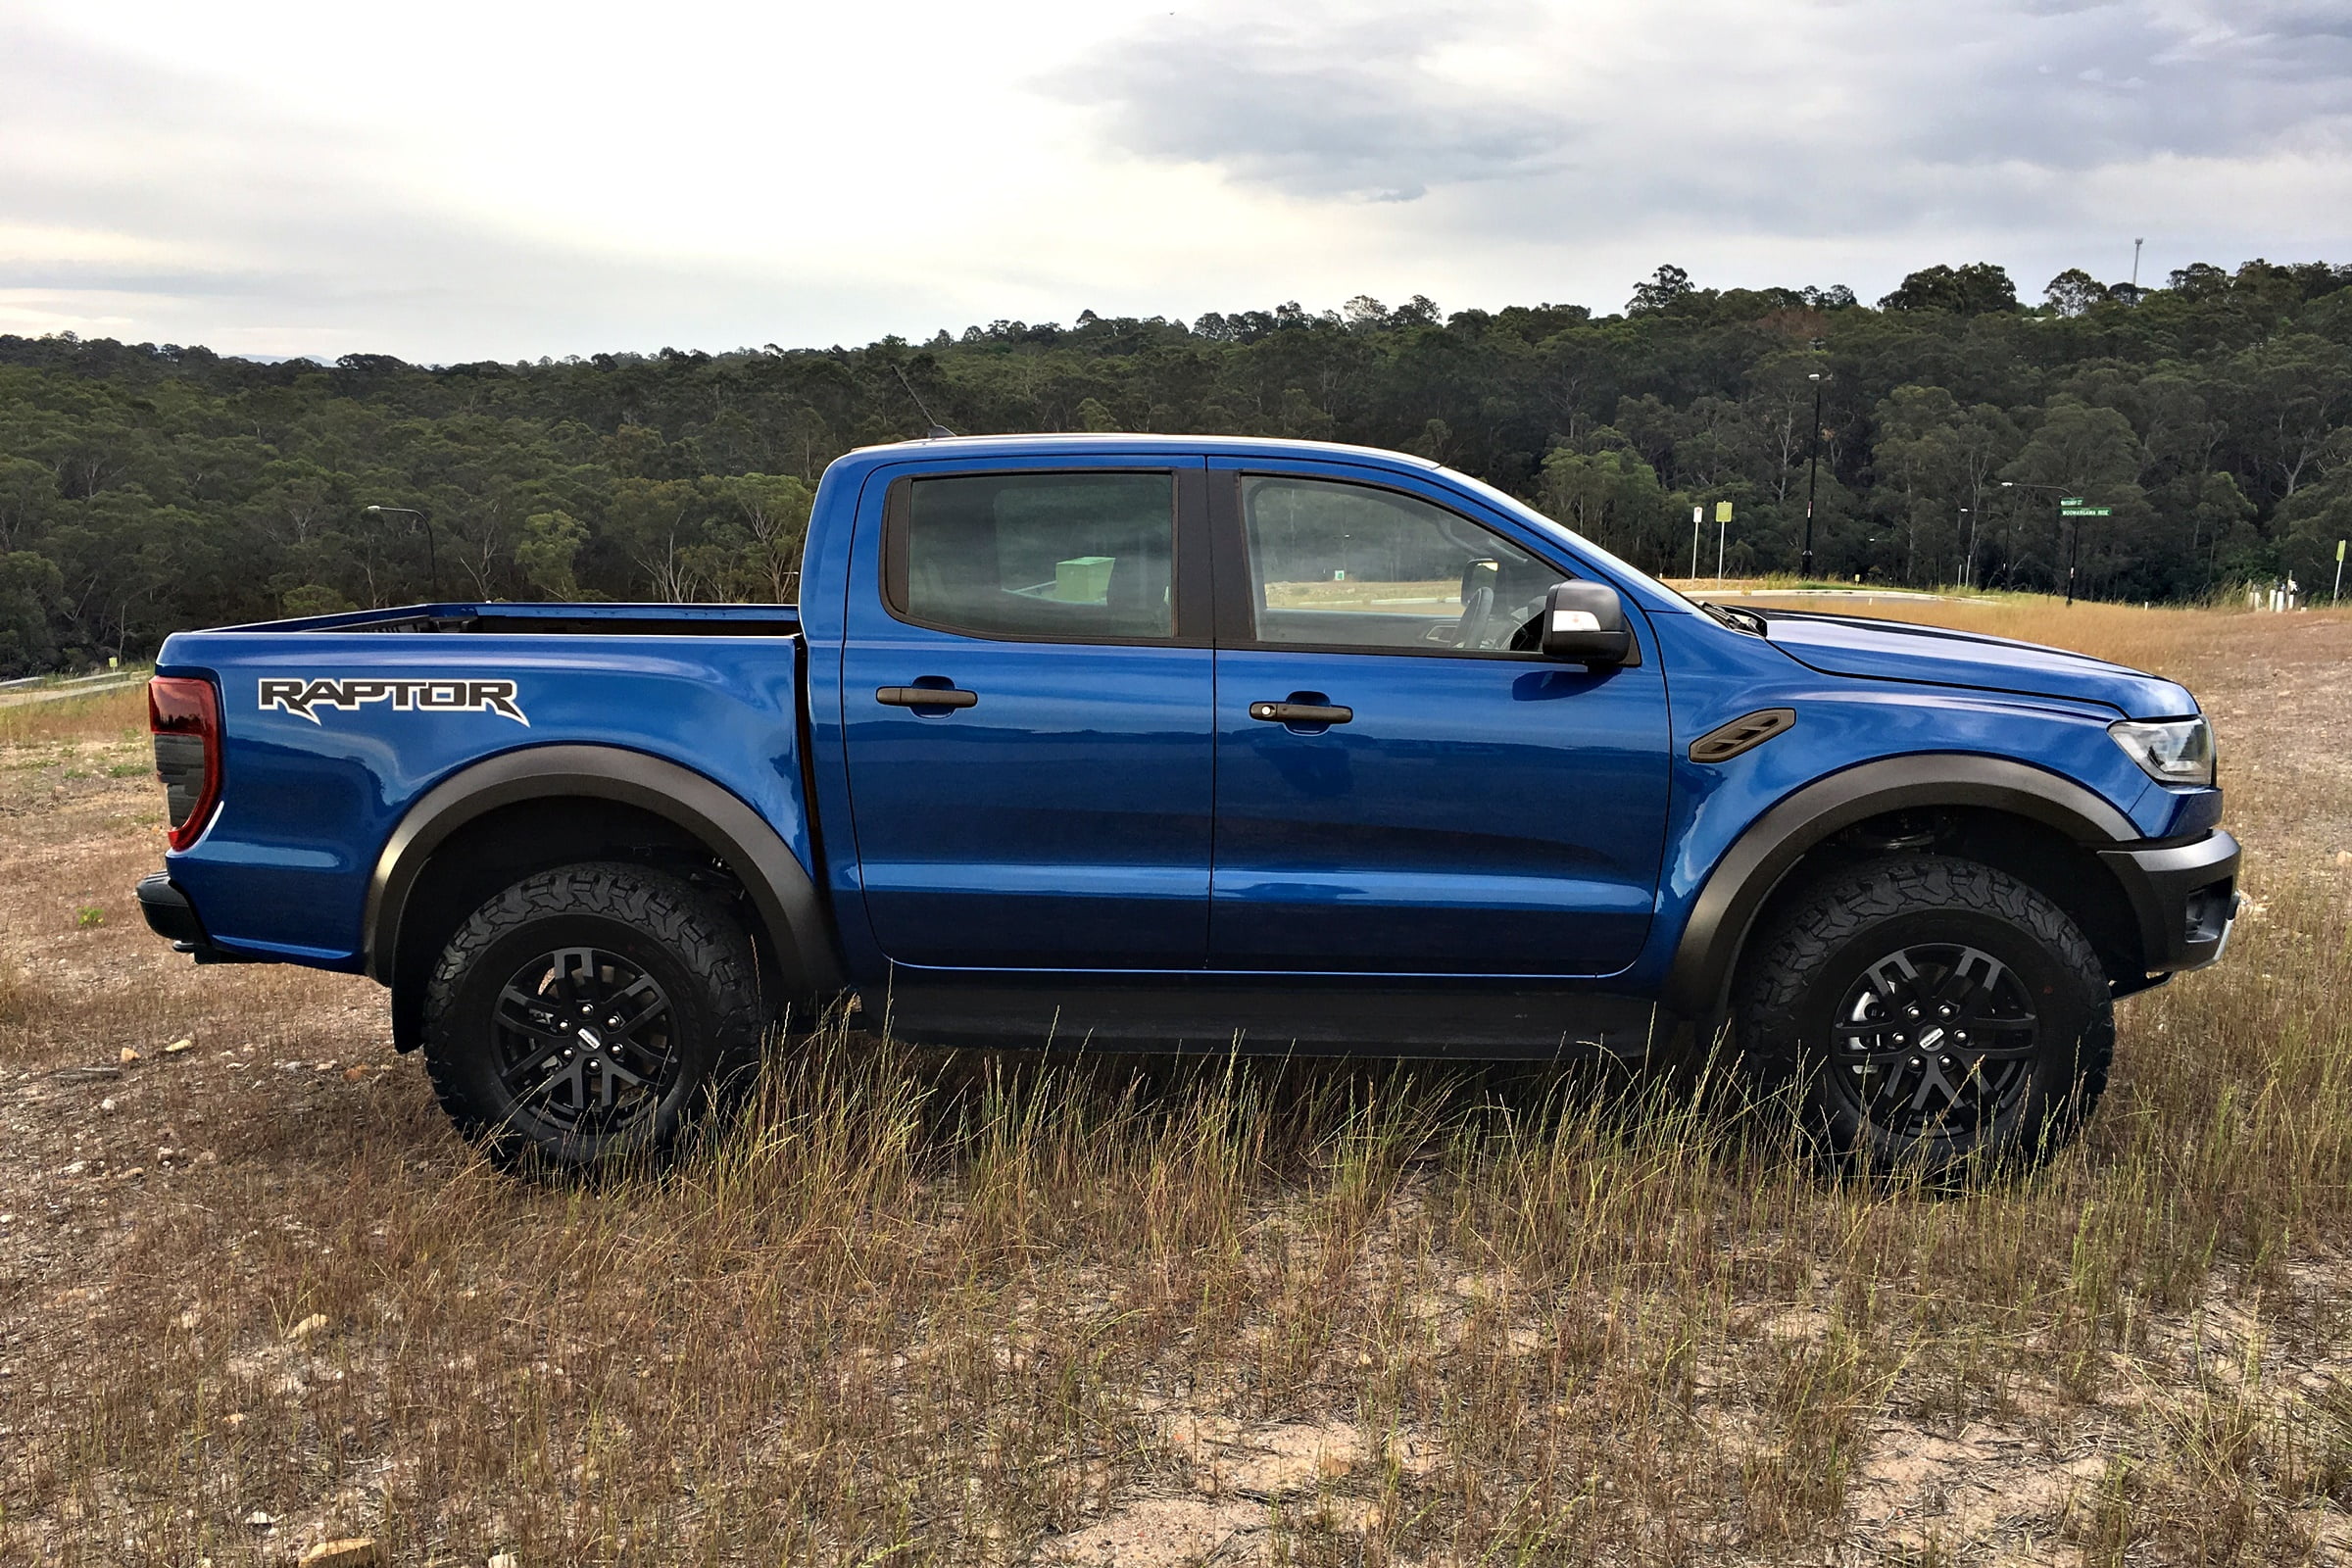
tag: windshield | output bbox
[1437,466,1707,612]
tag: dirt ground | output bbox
[3,601,2350,1566]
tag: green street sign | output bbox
[2061,506,2111,516]
[2059,496,2084,507]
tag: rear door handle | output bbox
[1250,701,1352,725]
[876,685,978,710]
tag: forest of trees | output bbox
[2,255,2349,672]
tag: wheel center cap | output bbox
[1917,1025,1946,1051]
[577,1025,606,1051]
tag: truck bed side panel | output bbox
[154,631,808,966]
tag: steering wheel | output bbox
[1455,585,1494,653]
[1502,593,1548,652]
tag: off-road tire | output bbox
[1734,855,2113,1178]
[422,861,765,1171]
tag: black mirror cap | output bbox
[1540,580,1635,665]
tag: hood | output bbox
[1758,609,2195,717]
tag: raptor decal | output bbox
[258,676,529,725]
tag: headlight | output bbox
[2108,716,2216,786]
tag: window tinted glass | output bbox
[1242,476,1558,654]
[898,471,1176,640]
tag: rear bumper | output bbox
[2097,829,2241,975]
[135,871,256,964]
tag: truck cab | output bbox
[137,434,2239,1176]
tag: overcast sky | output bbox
[4,0,2348,362]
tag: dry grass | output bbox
[0,683,149,748]
[2,601,2349,1565]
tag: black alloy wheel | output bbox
[423,861,766,1170]
[1827,942,2042,1139]
[491,946,679,1138]
[1734,855,2114,1177]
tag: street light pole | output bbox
[1801,370,1824,579]
[366,506,440,601]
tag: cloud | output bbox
[0,12,1014,359]
[1,0,2346,357]
[1053,0,2352,216]
[1047,10,1579,202]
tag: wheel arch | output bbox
[1663,754,2143,1022]
[368,744,844,1049]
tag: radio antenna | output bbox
[892,365,956,439]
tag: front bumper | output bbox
[2097,829,2241,975]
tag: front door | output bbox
[841,462,1214,969]
[1207,466,1672,976]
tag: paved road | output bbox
[1692,588,1999,606]
[0,677,147,710]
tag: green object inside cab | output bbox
[1054,556,1114,603]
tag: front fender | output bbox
[1660,753,2137,1019]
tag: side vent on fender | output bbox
[1689,708,1797,764]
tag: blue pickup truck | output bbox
[135,434,2238,1175]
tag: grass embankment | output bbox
[0,681,147,747]
[1,603,2348,1565]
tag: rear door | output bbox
[840,458,1215,969]
[1206,461,1672,976]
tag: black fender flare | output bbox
[365,743,845,999]
[1660,753,2139,1021]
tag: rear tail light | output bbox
[149,676,221,851]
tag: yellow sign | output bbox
[1714,501,1733,523]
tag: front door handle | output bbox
[876,685,978,710]
[1250,700,1352,725]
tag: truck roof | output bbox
[839,432,1447,470]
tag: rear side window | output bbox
[888,471,1176,642]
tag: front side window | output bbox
[1241,476,1558,654]
[893,471,1176,641]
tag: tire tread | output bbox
[1734,854,2113,1172]
[421,860,764,1165]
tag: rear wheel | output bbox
[422,861,765,1170]
[1734,855,2113,1177]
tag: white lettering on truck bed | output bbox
[257,676,529,725]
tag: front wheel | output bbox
[422,861,766,1170]
[1734,856,2114,1178]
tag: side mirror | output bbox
[1540,580,1635,666]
